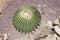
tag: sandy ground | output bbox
[0,0,60,40]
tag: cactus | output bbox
[12,5,41,33]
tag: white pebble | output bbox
[43,4,46,7]
[47,21,53,28]
[3,33,8,40]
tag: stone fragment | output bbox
[3,33,8,40]
[53,19,59,25]
[47,21,53,28]
[0,37,3,40]
[53,26,60,36]
[45,34,57,40]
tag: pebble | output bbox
[45,34,57,40]
[3,33,8,40]
[47,21,53,28]
[53,19,60,25]
[0,33,8,40]
[0,37,3,40]
[43,4,46,7]
[53,26,60,35]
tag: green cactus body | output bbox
[12,5,41,33]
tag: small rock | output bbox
[57,36,60,40]
[53,19,59,25]
[0,13,1,15]
[43,4,46,7]
[0,37,3,40]
[45,34,57,40]
[47,21,53,28]
[3,33,8,40]
[8,33,10,36]
[53,26,60,36]
[40,38,46,40]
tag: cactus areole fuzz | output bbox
[12,5,41,33]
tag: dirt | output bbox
[0,0,60,40]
